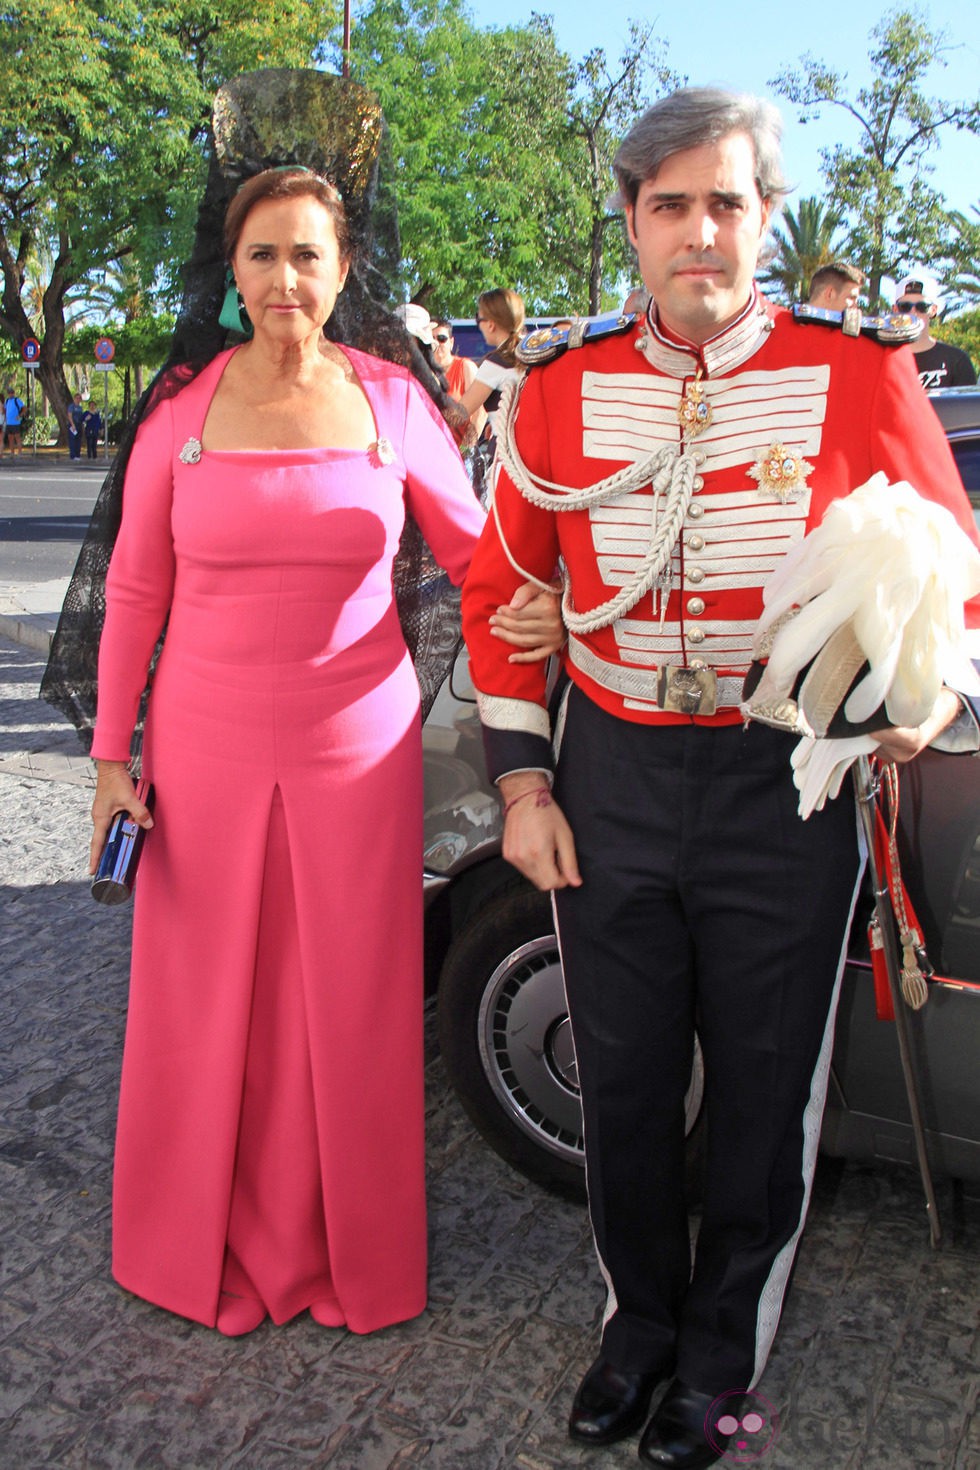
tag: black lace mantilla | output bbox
[41,69,473,749]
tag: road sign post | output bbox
[21,339,41,457]
[94,339,115,460]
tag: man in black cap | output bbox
[894,271,976,389]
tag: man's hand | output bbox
[498,773,582,891]
[489,581,564,664]
[871,687,964,763]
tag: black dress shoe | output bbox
[638,1379,737,1468]
[568,1355,664,1446]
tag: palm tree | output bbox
[761,197,848,304]
[86,258,155,412]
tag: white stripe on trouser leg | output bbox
[750,805,867,1388]
[550,889,619,1332]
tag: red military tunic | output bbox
[463,294,978,774]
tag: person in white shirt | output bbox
[458,287,525,441]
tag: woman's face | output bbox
[432,325,454,371]
[476,309,506,348]
[232,194,349,345]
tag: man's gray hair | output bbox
[611,87,788,210]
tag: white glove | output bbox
[790,733,877,819]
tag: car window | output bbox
[947,437,980,529]
[949,437,980,494]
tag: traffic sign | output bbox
[94,337,115,363]
[22,338,40,362]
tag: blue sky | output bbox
[464,0,980,221]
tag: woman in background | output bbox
[459,287,526,446]
[432,318,487,448]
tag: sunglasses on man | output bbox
[894,300,932,315]
[434,332,451,343]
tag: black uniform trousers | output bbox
[553,687,862,1392]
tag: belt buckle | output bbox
[657,662,718,716]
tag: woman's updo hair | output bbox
[223,167,351,263]
[477,287,526,366]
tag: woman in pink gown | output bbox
[88,168,554,1336]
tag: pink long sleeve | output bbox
[340,346,486,583]
[399,376,486,581]
[91,397,177,760]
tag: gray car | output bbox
[422,383,980,1200]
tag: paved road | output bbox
[2,631,980,1468]
[0,459,105,585]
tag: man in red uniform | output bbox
[462,88,979,1470]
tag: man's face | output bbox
[814,278,861,311]
[625,131,771,347]
[894,291,935,338]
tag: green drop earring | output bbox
[219,270,252,337]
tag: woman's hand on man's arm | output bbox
[488,581,564,663]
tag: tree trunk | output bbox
[1,229,78,445]
[588,216,604,316]
[586,125,604,315]
[39,244,74,444]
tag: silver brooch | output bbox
[178,437,202,465]
[374,437,395,466]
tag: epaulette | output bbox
[517,313,637,367]
[792,302,920,345]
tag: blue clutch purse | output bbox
[91,780,154,905]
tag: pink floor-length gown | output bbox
[91,346,485,1333]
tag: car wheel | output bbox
[437,879,706,1201]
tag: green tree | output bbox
[932,306,980,374]
[343,0,673,314]
[65,318,176,434]
[568,24,678,313]
[82,259,160,413]
[760,197,846,304]
[772,8,980,306]
[0,0,337,439]
[948,204,980,305]
[344,0,574,312]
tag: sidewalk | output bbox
[2,622,980,1467]
[0,575,70,656]
[0,448,113,468]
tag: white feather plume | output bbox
[744,474,980,816]
[749,475,980,727]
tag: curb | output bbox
[0,611,54,655]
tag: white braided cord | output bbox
[495,369,705,634]
[562,450,699,632]
[496,375,695,510]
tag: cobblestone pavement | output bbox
[2,632,980,1469]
